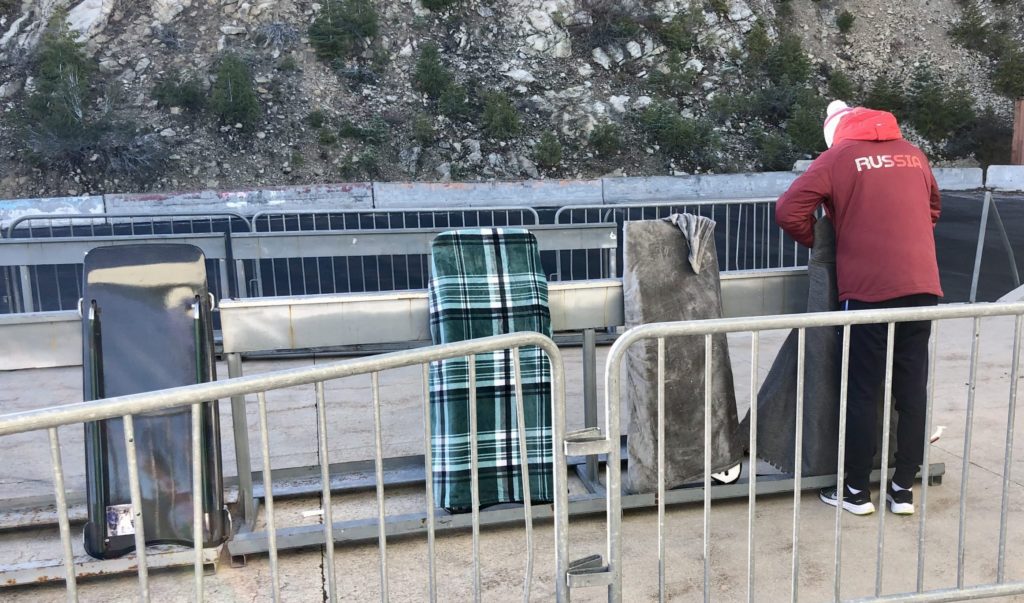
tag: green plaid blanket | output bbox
[428,228,554,512]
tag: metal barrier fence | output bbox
[0,216,613,313]
[0,233,232,314]
[230,225,615,297]
[250,207,540,232]
[0,332,567,602]
[248,208,608,291]
[554,198,810,273]
[1,213,250,315]
[571,301,1024,602]
[4,212,251,239]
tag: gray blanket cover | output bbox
[741,218,893,475]
[623,218,745,493]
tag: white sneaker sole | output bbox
[820,492,876,515]
[887,494,915,515]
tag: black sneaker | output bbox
[819,484,875,515]
[886,482,914,515]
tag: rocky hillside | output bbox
[0,0,1021,198]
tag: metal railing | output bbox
[1,213,249,315]
[250,207,540,232]
[0,233,232,314]
[5,212,251,239]
[0,332,567,602]
[574,301,1024,602]
[554,198,810,273]
[230,225,617,297]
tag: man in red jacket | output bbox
[776,100,943,516]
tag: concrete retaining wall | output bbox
[0,167,1006,228]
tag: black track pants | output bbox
[843,294,938,491]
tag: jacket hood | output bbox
[832,108,903,145]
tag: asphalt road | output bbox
[935,192,1023,302]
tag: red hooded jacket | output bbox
[775,108,943,303]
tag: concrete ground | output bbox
[1,316,1023,602]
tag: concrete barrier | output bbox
[986,166,1024,192]
[372,179,603,208]
[933,168,984,191]
[0,196,104,231]
[105,183,373,215]
[0,170,1006,224]
[602,172,798,203]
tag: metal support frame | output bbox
[0,545,222,587]
[227,352,257,533]
[220,442,945,557]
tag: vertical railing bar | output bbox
[875,323,896,597]
[747,331,760,603]
[122,414,150,601]
[257,391,282,601]
[191,403,205,601]
[330,256,338,294]
[997,315,1022,582]
[511,348,534,603]
[917,320,939,592]
[778,225,784,268]
[421,364,437,603]
[792,328,805,603]
[657,337,666,603]
[468,354,482,603]
[316,382,338,602]
[753,204,759,269]
[48,427,78,602]
[371,372,390,602]
[703,334,712,603]
[958,317,982,588]
[725,205,731,271]
[835,325,851,602]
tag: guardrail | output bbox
[5,211,251,239]
[0,233,231,313]
[250,207,540,232]
[4,301,1021,600]
[0,332,568,602]
[230,224,617,297]
[554,197,809,273]
[569,301,1024,602]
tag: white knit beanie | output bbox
[823,100,853,149]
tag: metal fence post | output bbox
[227,353,256,532]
